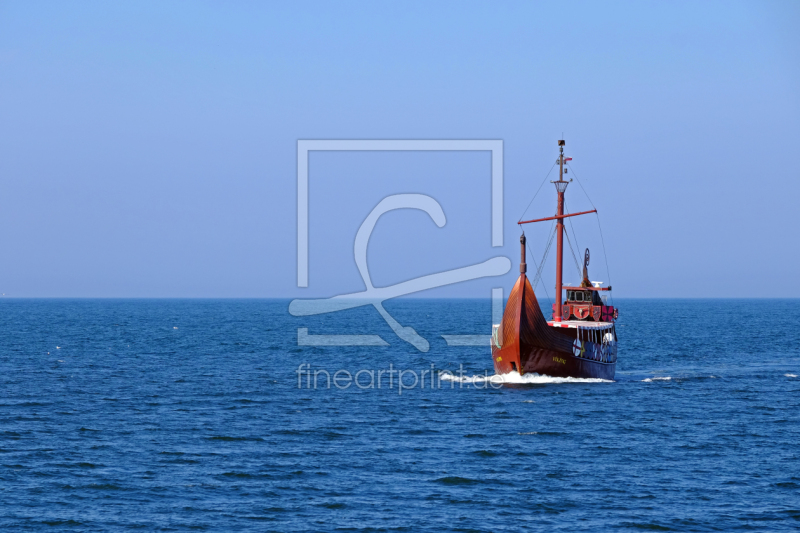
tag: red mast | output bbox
[517,139,599,321]
[553,139,568,323]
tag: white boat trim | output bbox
[547,320,614,330]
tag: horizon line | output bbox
[0,296,796,300]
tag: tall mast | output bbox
[553,139,568,322]
[518,139,597,321]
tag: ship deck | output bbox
[547,320,614,329]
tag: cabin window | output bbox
[576,292,585,302]
[567,290,575,301]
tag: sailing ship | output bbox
[491,140,618,380]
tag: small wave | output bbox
[642,377,672,382]
[786,374,798,378]
[441,371,611,384]
[620,521,671,531]
[41,520,83,527]
[221,472,253,478]
[434,476,479,485]
[322,502,346,509]
[206,436,263,442]
[472,450,498,457]
[86,483,124,491]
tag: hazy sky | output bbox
[1,1,798,298]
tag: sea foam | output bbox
[440,371,612,384]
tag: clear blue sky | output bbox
[0,1,798,298]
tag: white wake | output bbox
[642,376,672,382]
[440,371,612,384]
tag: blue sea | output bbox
[1,298,799,531]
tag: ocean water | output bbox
[1,298,799,531]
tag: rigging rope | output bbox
[525,232,552,304]
[566,162,614,306]
[564,199,582,264]
[595,215,615,307]
[566,163,596,211]
[517,160,616,309]
[561,199,583,277]
[530,222,557,295]
[518,162,558,222]
[517,163,559,307]
[562,224,582,278]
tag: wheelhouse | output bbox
[565,288,604,306]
